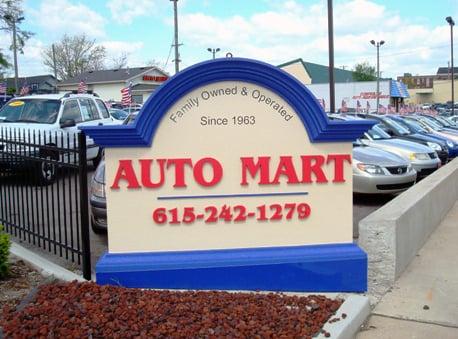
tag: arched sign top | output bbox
[81,58,375,146]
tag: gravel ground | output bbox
[0,256,48,311]
[1,281,344,338]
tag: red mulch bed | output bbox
[1,281,343,338]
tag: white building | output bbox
[57,66,169,103]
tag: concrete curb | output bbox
[318,294,371,339]
[10,242,86,282]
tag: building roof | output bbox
[5,74,56,88]
[278,58,355,84]
[59,67,168,85]
[437,66,458,75]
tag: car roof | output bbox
[16,93,101,101]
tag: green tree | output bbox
[353,62,377,81]
[1,0,34,54]
[42,34,107,80]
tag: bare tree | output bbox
[145,59,162,68]
[42,34,106,80]
[110,52,128,69]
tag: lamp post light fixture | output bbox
[207,48,221,59]
[446,16,455,116]
[370,39,385,114]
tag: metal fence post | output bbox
[78,131,91,280]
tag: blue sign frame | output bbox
[82,58,374,147]
[83,58,373,292]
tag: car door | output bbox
[94,98,115,125]
[59,99,82,157]
[77,98,102,160]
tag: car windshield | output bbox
[0,99,61,124]
[419,117,442,131]
[400,118,428,133]
[122,113,138,125]
[110,109,128,120]
[435,116,452,127]
[383,118,411,135]
[367,124,391,140]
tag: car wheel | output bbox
[35,151,58,185]
[91,219,107,234]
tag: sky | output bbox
[1,0,458,79]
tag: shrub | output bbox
[0,224,11,279]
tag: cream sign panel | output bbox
[105,81,353,253]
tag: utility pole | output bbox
[327,0,335,113]
[446,16,455,115]
[52,44,58,92]
[12,17,19,94]
[170,0,180,74]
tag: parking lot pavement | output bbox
[353,193,395,238]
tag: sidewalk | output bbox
[357,201,458,339]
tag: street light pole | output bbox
[370,40,385,114]
[170,0,180,74]
[327,0,335,113]
[207,48,220,59]
[446,16,455,116]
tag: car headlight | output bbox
[426,142,441,151]
[446,140,455,148]
[91,179,105,198]
[356,163,386,175]
[409,153,430,160]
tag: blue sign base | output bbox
[96,243,367,292]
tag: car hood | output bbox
[405,133,445,145]
[371,138,433,153]
[353,146,409,167]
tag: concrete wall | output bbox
[359,159,458,295]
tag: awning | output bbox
[390,80,410,98]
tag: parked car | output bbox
[360,124,441,178]
[0,93,112,184]
[404,116,458,143]
[109,108,128,122]
[361,114,449,164]
[89,111,137,233]
[448,115,458,125]
[353,143,417,194]
[419,114,458,132]
[389,115,458,160]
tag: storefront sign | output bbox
[82,58,374,292]
[142,75,168,82]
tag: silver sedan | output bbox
[353,145,417,194]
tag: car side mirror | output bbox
[60,119,76,128]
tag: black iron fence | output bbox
[0,127,91,279]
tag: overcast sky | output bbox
[1,0,458,79]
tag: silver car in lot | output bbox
[353,145,417,194]
[361,125,441,177]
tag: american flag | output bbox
[121,82,132,106]
[19,83,29,96]
[78,80,87,93]
[0,82,6,94]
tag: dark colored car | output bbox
[89,113,137,233]
[355,114,449,164]
[388,115,458,160]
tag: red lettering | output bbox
[111,160,140,189]
[166,158,193,187]
[327,154,351,182]
[193,157,223,187]
[140,159,166,188]
[272,156,299,184]
[240,156,271,185]
[300,155,328,183]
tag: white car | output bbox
[0,93,113,184]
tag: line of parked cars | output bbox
[329,113,458,196]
